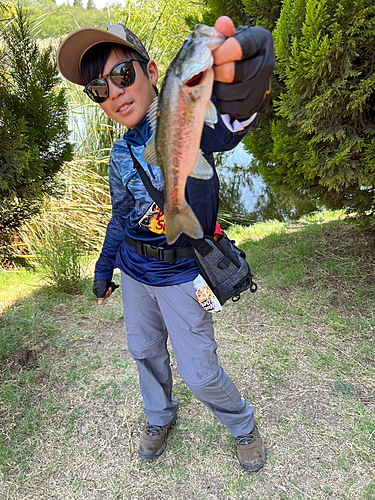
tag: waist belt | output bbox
[125,235,193,263]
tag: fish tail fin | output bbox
[166,203,204,245]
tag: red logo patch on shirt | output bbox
[139,202,166,234]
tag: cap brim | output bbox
[57,27,141,86]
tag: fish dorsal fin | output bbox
[147,96,159,132]
[143,135,159,166]
[190,151,213,180]
[204,100,218,129]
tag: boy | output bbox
[57,16,274,471]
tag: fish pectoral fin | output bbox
[190,151,213,180]
[166,203,204,244]
[147,96,159,132]
[143,135,159,166]
[204,100,218,129]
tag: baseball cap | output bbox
[57,24,150,86]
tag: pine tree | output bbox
[203,0,375,217]
[0,7,73,261]
[86,0,94,10]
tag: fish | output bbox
[143,24,226,244]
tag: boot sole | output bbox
[138,414,177,462]
[236,450,267,472]
[138,443,166,461]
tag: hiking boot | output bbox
[138,415,177,461]
[235,425,266,472]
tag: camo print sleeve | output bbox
[213,26,275,120]
[94,147,135,280]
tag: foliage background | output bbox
[270,0,375,215]
[193,0,375,217]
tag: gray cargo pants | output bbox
[121,272,255,438]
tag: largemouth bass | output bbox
[143,24,226,244]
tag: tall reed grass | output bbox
[25,157,111,244]
[21,156,112,290]
[22,216,90,292]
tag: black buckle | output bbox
[141,244,176,262]
[142,244,162,259]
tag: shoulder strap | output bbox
[128,144,165,210]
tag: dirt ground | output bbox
[1,277,374,500]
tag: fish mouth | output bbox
[185,70,206,87]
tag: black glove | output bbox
[92,278,119,299]
[213,25,275,119]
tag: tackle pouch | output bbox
[191,233,257,306]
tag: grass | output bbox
[0,212,374,499]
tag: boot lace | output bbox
[146,424,163,436]
[236,431,256,446]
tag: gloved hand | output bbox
[93,278,119,305]
[212,17,275,119]
[233,25,275,82]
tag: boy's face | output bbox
[99,49,158,129]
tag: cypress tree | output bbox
[242,0,283,31]
[190,0,375,217]
[267,0,375,215]
[185,0,248,30]
[0,7,73,261]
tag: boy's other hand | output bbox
[213,16,242,83]
[93,278,119,305]
[97,287,112,306]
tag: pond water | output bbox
[215,142,318,224]
[215,143,267,223]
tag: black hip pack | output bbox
[191,233,257,305]
[128,145,257,305]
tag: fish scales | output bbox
[159,73,209,213]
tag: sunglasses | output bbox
[83,59,148,104]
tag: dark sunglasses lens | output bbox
[111,62,136,87]
[85,79,108,103]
